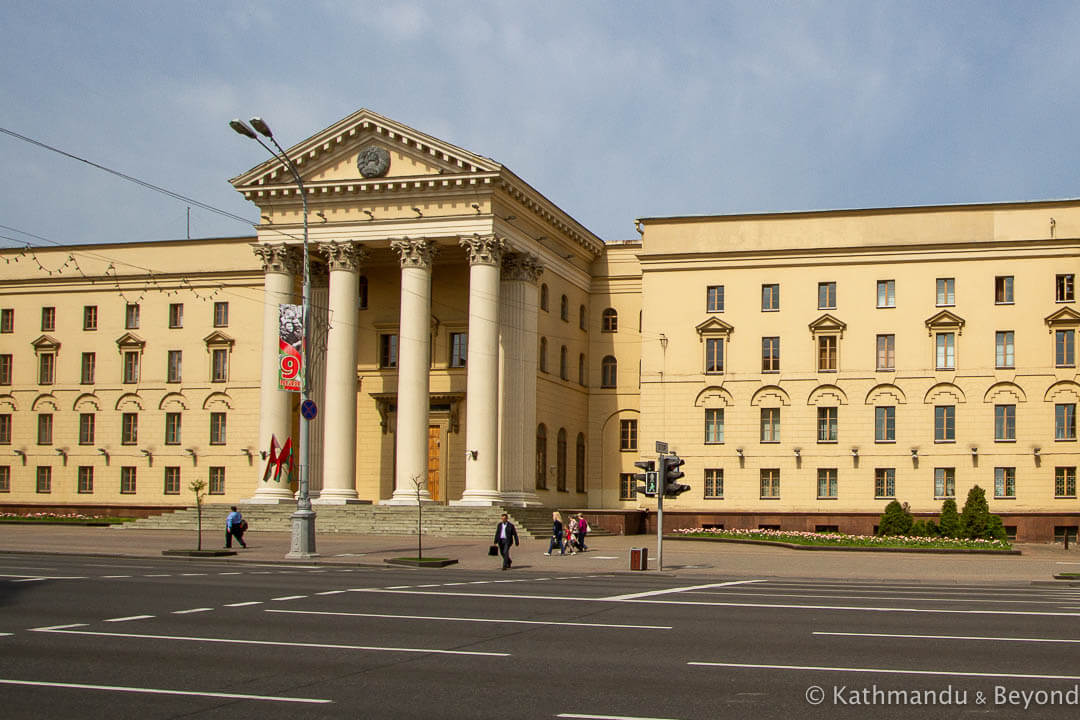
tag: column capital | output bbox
[251,243,302,274]
[459,234,507,267]
[319,241,369,272]
[501,251,544,284]
[391,238,438,269]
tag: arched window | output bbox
[575,433,586,493]
[535,424,547,490]
[601,355,617,388]
[539,337,548,373]
[557,428,567,492]
[579,305,587,330]
[560,345,568,380]
[602,308,618,332]
[540,284,549,312]
[357,276,368,310]
[578,353,586,386]
[560,294,569,322]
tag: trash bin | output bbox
[629,547,648,571]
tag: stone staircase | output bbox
[119,503,558,540]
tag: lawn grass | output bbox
[672,527,1012,551]
[0,513,135,525]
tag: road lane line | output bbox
[225,601,263,607]
[30,628,510,657]
[144,574,171,577]
[588,556,620,560]
[315,590,346,596]
[558,715,682,720]
[180,573,207,577]
[104,615,154,623]
[101,575,131,579]
[218,572,242,575]
[385,586,411,589]
[0,633,13,637]
[688,660,1080,681]
[270,595,307,601]
[265,609,671,629]
[685,590,1079,605]
[28,624,88,632]
[173,608,213,615]
[603,580,768,601]
[6,575,87,582]
[815,631,1080,644]
[0,678,330,704]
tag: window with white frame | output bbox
[1056,404,1077,441]
[704,468,723,498]
[761,284,780,311]
[1056,467,1077,498]
[1056,330,1076,368]
[995,404,1016,442]
[876,334,895,371]
[877,280,895,308]
[818,282,836,310]
[817,468,837,499]
[706,285,724,313]
[705,408,724,444]
[760,407,780,443]
[875,406,895,443]
[760,468,780,498]
[210,412,227,445]
[449,332,467,367]
[761,337,780,372]
[817,407,838,443]
[936,278,955,306]
[874,468,895,498]
[934,467,955,498]
[705,337,724,373]
[994,467,1016,499]
[995,331,1014,369]
[936,332,955,370]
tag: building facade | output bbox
[1,109,1076,539]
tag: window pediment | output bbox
[1045,306,1080,330]
[695,317,734,338]
[116,332,146,350]
[203,331,235,349]
[925,310,965,336]
[31,334,61,352]
[808,314,846,336]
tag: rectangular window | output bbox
[817,407,838,443]
[81,352,95,385]
[209,466,225,495]
[41,306,55,331]
[120,466,137,494]
[817,468,838,499]
[1056,330,1076,368]
[704,468,724,498]
[77,466,94,494]
[705,337,724,373]
[705,408,724,444]
[0,308,14,332]
[83,305,98,331]
[761,283,779,311]
[213,302,229,328]
[876,334,895,371]
[123,351,140,384]
[121,413,138,445]
[125,303,140,329]
[36,466,51,494]
[995,404,1016,442]
[0,465,9,493]
[760,468,780,499]
[1058,274,1076,303]
[762,337,780,372]
[449,332,467,368]
[211,348,228,382]
[995,276,1014,304]
[994,467,1016,499]
[167,350,182,383]
[874,468,896,499]
[934,467,955,498]
[165,413,181,445]
[818,282,836,310]
[0,354,11,385]
[619,472,636,501]
[38,353,55,385]
[164,466,180,495]
[995,331,1014,369]
[0,414,11,444]
[620,419,638,451]
[760,407,780,443]
[1056,467,1077,498]
[934,405,956,442]
[936,332,955,370]
[877,280,895,308]
[380,334,398,368]
[1057,404,1077,441]
[169,303,184,328]
[37,414,53,445]
[78,413,95,445]
[936,278,955,306]
[875,406,896,443]
[210,412,227,445]
[817,336,837,371]
[706,285,724,313]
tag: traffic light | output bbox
[661,454,689,497]
[633,459,656,496]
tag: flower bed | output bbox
[0,512,133,525]
[671,527,1012,551]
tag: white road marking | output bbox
[28,624,87,632]
[104,615,154,623]
[604,580,767,601]
[266,609,672,630]
[250,571,272,574]
[1056,562,1080,565]
[270,595,307,601]
[31,627,510,657]
[315,590,346,596]
[0,677,331,704]
[385,586,411,589]
[688,660,1080,681]
[172,608,213,615]
[0,633,13,637]
[557,715,681,720]
[469,581,491,585]
[225,601,262,607]
[218,572,243,575]
[416,584,440,587]
[687,590,1079,606]
[101,575,131,579]
[6,575,87,582]
[145,574,171,577]
[180,573,207,577]
[589,556,620,560]
[816,631,1080,644]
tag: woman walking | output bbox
[545,511,565,555]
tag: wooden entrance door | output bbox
[427,425,441,501]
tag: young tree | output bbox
[960,485,1004,540]
[878,500,913,536]
[411,474,424,561]
[188,478,207,551]
[938,498,961,538]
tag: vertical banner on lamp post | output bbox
[278,304,303,392]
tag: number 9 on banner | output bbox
[280,354,300,380]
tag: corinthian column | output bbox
[498,253,544,506]
[313,241,368,504]
[384,238,438,504]
[453,235,506,506]
[249,243,300,503]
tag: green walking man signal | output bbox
[633,460,657,497]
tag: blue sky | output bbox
[3,0,1080,247]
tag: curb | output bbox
[664,535,1022,555]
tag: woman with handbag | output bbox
[545,511,566,555]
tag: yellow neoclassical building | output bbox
[1,109,1076,540]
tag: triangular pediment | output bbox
[203,331,235,347]
[925,309,966,334]
[695,317,734,336]
[1046,306,1080,327]
[808,313,847,334]
[229,109,502,190]
[115,332,145,349]
[30,334,60,351]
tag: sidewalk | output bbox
[2,524,1077,583]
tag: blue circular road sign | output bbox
[300,399,318,420]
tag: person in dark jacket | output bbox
[545,511,566,555]
[493,513,519,570]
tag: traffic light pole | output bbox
[656,456,664,571]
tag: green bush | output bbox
[987,515,1008,542]
[959,485,991,539]
[938,499,961,538]
[878,500,914,536]
[910,519,939,537]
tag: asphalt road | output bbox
[2,553,1080,719]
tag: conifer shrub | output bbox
[959,485,991,539]
[878,500,914,536]
[910,519,939,537]
[938,498,961,538]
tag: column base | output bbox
[451,489,505,507]
[380,489,436,505]
[497,491,544,508]
[312,489,371,505]
[245,487,296,504]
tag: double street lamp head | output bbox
[229,117,274,140]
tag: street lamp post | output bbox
[230,117,317,559]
